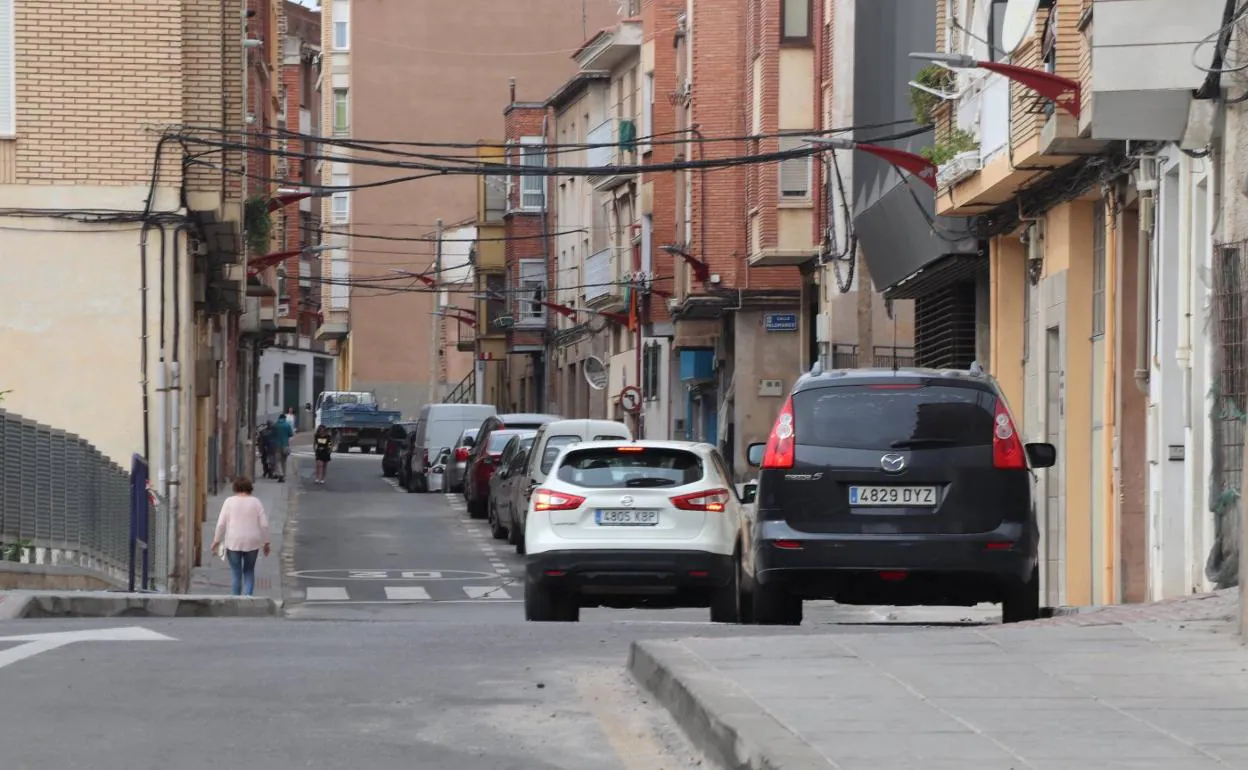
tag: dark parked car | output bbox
[462,429,537,519]
[382,421,418,478]
[463,413,559,516]
[743,365,1056,626]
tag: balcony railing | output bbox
[829,344,916,370]
[587,120,614,167]
[584,248,612,301]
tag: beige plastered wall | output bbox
[0,185,185,467]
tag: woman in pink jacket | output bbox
[211,477,272,596]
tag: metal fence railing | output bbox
[0,409,168,590]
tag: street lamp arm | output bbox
[908,51,1081,119]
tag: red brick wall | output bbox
[689,0,748,289]
[642,0,686,325]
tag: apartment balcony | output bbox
[586,118,638,191]
[933,44,1102,218]
[574,20,642,71]
[584,247,625,311]
[1087,0,1224,144]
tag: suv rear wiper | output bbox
[624,478,677,488]
[889,438,958,449]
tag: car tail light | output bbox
[992,399,1026,470]
[533,488,585,511]
[421,448,429,467]
[455,447,469,462]
[671,488,731,512]
[761,397,796,469]
[617,446,644,452]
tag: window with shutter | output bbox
[778,135,811,199]
[519,137,546,210]
[0,0,13,136]
[516,259,547,325]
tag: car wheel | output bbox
[507,517,522,548]
[405,471,417,493]
[488,504,507,540]
[468,494,487,520]
[524,577,579,622]
[752,579,802,626]
[709,556,741,624]
[1002,566,1041,623]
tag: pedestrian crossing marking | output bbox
[463,585,510,600]
[299,584,516,602]
[384,586,431,600]
[306,586,350,601]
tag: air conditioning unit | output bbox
[278,302,291,317]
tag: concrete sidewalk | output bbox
[190,454,299,600]
[631,590,1248,769]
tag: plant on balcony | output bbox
[244,195,273,256]
[920,128,978,167]
[909,65,955,126]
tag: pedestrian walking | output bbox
[272,414,294,482]
[258,421,275,479]
[313,424,333,484]
[210,477,271,597]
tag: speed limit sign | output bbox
[619,385,642,413]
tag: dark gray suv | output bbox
[743,366,1056,626]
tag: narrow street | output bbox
[0,452,992,770]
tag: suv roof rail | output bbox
[968,360,986,377]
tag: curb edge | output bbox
[628,639,834,770]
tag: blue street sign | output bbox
[764,313,798,332]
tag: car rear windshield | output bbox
[488,430,530,452]
[793,383,997,450]
[555,447,704,488]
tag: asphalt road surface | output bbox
[0,450,998,770]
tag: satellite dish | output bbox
[583,356,608,391]
[1000,0,1042,55]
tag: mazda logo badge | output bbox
[880,453,906,473]
[619,495,634,507]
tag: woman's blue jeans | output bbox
[226,549,260,596]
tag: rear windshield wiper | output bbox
[889,438,958,449]
[624,478,677,488]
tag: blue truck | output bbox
[312,391,402,453]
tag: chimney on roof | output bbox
[509,77,517,104]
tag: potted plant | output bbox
[921,128,980,187]
[244,196,273,256]
[909,65,956,126]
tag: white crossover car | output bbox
[523,440,755,623]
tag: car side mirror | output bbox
[746,442,766,467]
[740,482,758,504]
[304,403,312,411]
[1025,442,1057,469]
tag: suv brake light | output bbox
[992,399,1026,469]
[533,488,585,511]
[762,397,796,469]
[670,488,730,512]
[455,447,469,462]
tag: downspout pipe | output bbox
[1134,158,1157,393]
[1176,155,1194,427]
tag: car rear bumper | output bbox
[753,520,1036,586]
[526,549,734,592]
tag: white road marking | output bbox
[384,586,431,600]
[0,626,175,671]
[305,586,350,601]
[297,599,522,605]
[464,585,512,600]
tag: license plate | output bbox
[848,486,938,506]
[595,509,660,526]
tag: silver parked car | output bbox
[445,428,479,493]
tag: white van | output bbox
[409,403,497,493]
[496,418,632,550]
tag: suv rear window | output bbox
[793,384,996,450]
[541,435,582,473]
[488,430,530,452]
[555,447,704,488]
